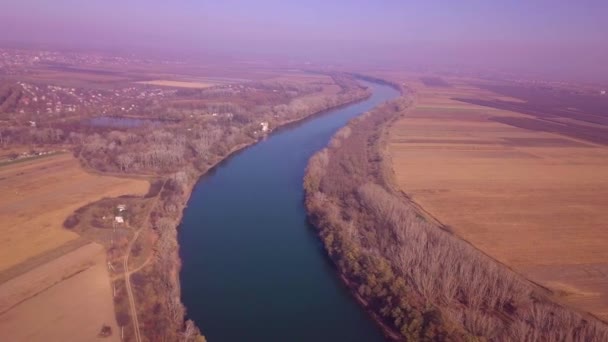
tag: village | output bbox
[0,47,182,76]
[8,81,172,119]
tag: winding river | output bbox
[179,81,400,341]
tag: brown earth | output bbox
[0,153,149,341]
[388,77,608,321]
[0,153,149,271]
[0,243,119,342]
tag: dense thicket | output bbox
[304,96,608,341]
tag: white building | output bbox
[114,216,124,224]
[260,122,269,132]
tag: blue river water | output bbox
[179,81,400,341]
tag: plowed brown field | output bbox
[0,153,149,341]
[389,78,608,321]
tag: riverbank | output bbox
[177,80,399,341]
[303,86,608,340]
[124,79,373,341]
[24,74,375,342]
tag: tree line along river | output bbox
[179,80,400,341]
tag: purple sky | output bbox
[1,1,607,80]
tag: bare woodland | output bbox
[304,95,608,341]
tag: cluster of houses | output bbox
[0,47,170,75]
[14,80,171,118]
[252,121,270,137]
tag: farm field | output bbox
[9,59,321,89]
[0,243,119,342]
[0,153,149,271]
[134,79,216,88]
[0,153,149,340]
[388,77,608,321]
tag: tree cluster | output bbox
[304,95,608,341]
[0,84,22,114]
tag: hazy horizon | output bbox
[2,0,607,81]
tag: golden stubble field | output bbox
[0,153,149,270]
[0,153,149,340]
[388,77,608,321]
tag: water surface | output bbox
[179,81,400,341]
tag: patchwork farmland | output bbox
[388,77,608,321]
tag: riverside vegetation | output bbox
[303,90,608,341]
[81,74,369,342]
[2,70,370,341]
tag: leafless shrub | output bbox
[182,319,205,342]
[462,308,502,338]
[506,320,532,342]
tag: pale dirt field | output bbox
[0,153,148,340]
[0,243,120,342]
[388,78,608,321]
[0,242,104,313]
[267,73,334,84]
[135,79,215,88]
[0,153,149,271]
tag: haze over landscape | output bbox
[2,1,608,81]
[1,1,608,342]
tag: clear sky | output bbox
[1,0,607,80]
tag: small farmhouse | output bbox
[260,122,269,132]
[114,216,124,224]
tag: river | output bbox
[178,81,400,341]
